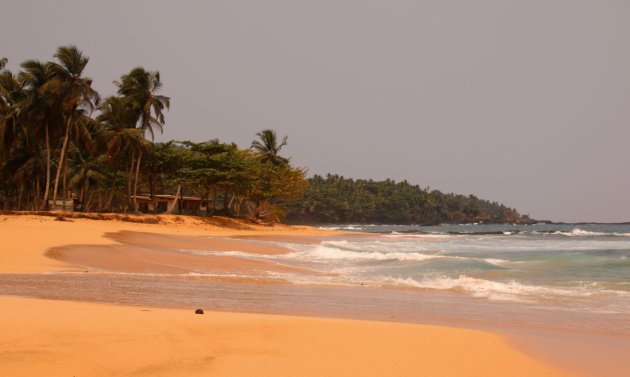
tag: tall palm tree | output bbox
[16,60,61,209]
[96,96,143,210]
[251,129,289,167]
[115,67,170,211]
[49,45,100,210]
[115,67,170,140]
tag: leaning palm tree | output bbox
[251,129,290,167]
[49,45,100,211]
[115,67,170,211]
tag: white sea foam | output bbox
[178,249,252,256]
[321,240,434,253]
[377,275,628,302]
[300,245,441,262]
[483,258,510,266]
[318,225,364,230]
[383,233,449,240]
[551,228,630,237]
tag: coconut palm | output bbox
[7,142,47,210]
[49,45,100,210]
[96,96,143,210]
[96,96,142,160]
[115,67,170,211]
[15,59,62,209]
[251,129,289,167]
[115,67,169,140]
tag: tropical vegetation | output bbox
[0,46,528,224]
[284,175,530,224]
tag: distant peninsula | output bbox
[285,174,530,225]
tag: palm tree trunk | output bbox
[18,182,24,211]
[234,197,242,217]
[132,150,142,212]
[178,186,184,214]
[166,185,181,214]
[34,180,40,211]
[41,124,51,210]
[227,193,236,215]
[126,154,135,212]
[223,191,230,215]
[85,190,94,212]
[97,189,102,212]
[52,117,72,211]
[62,162,68,211]
[148,174,155,213]
[107,170,118,212]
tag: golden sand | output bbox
[0,214,576,376]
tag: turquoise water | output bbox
[221,223,630,314]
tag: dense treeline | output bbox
[0,46,305,220]
[285,175,530,225]
[1,45,527,224]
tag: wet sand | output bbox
[0,214,619,376]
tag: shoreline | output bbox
[0,213,616,376]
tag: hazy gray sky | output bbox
[2,0,630,222]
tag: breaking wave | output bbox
[378,275,629,302]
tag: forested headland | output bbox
[0,46,530,224]
[284,175,530,225]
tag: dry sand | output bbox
[0,214,577,376]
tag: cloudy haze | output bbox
[2,0,630,222]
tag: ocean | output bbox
[204,223,630,316]
[0,222,628,335]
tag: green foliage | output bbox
[0,45,525,223]
[285,175,529,225]
[251,129,289,167]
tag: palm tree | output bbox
[96,96,142,159]
[96,96,143,210]
[115,67,170,140]
[16,59,62,209]
[6,141,47,210]
[49,45,100,211]
[251,129,289,167]
[115,67,170,211]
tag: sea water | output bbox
[199,223,630,315]
[0,222,628,333]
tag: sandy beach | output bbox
[0,214,580,376]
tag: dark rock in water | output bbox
[195,309,204,315]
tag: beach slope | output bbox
[0,214,575,376]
